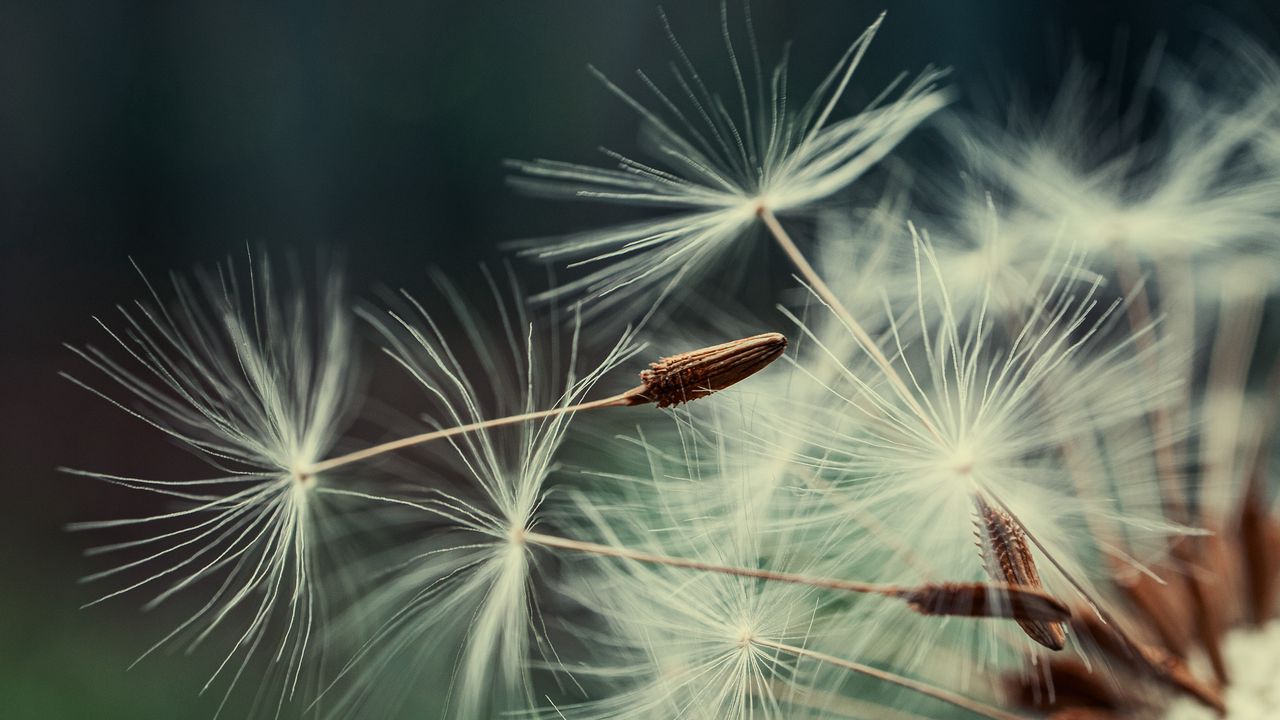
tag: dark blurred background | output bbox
[2,1,1276,717]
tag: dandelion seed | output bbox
[539,446,1028,720]
[509,5,947,320]
[779,237,1194,660]
[304,329,789,475]
[315,273,785,717]
[953,54,1276,272]
[313,272,644,718]
[62,254,358,716]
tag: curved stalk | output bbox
[305,391,637,476]
[758,206,941,442]
[305,332,788,476]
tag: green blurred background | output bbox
[2,1,1276,717]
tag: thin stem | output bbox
[1243,355,1280,504]
[1157,252,1196,442]
[305,390,638,475]
[523,530,1068,622]
[758,206,941,441]
[767,680,937,720]
[1112,247,1230,684]
[752,638,1026,720]
[1189,285,1263,682]
[526,530,894,594]
[1201,286,1264,511]
[1111,247,1186,519]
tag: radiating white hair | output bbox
[509,6,947,321]
[64,253,359,716]
[318,269,642,719]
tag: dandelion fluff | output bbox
[509,7,948,318]
[540,424,1023,720]
[952,54,1276,272]
[320,269,642,719]
[778,235,1196,671]
[63,254,358,715]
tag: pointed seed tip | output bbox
[625,332,788,408]
[973,495,1069,650]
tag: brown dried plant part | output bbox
[1239,484,1280,626]
[1170,532,1232,684]
[1238,361,1280,627]
[621,331,788,408]
[899,582,1071,624]
[1004,657,1128,716]
[1047,709,1127,720]
[1006,611,1227,719]
[974,495,1069,650]
[1112,557,1196,658]
[1072,607,1225,715]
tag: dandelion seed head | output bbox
[64,253,358,714]
[325,270,642,718]
[954,55,1277,274]
[545,473,839,720]
[509,8,948,317]
[768,237,1199,681]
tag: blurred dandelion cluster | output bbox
[65,3,1280,719]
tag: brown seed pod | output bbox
[901,581,1071,624]
[622,332,788,408]
[974,495,1069,650]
